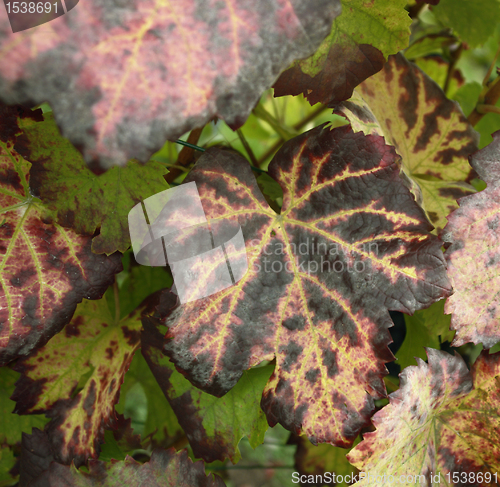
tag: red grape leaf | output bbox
[273,0,411,105]
[159,124,451,447]
[23,111,169,255]
[46,449,225,487]
[442,130,500,347]
[348,349,500,482]
[335,54,478,234]
[0,0,341,168]
[0,103,122,366]
[11,297,143,466]
[142,294,272,463]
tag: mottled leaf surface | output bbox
[45,449,226,487]
[0,0,340,168]
[161,124,451,447]
[274,0,411,105]
[11,297,143,466]
[142,298,272,463]
[336,54,478,233]
[0,104,122,366]
[348,349,500,484]
[19,428,55,487]
[442,131,500,347]
[24,112,169,255]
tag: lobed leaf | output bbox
[44,449,226,487]
[348,349,500,484]
[142,292,272,463]
[160,124,451,447]
[23,112,169,255]
[335,53,479,233]
[0,0,340,168]
[442,130,500,347]
[273,0,411,105]
[0,104,122,366]
[11,297,144,466]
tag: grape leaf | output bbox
[142,295,272,463]
[0,103,122,367]
[273,0,411,105]
[335,53,479,233]
[18,428,55,487]
[115,350,183,449]
[11,297,144,467]
[45,448,226,487]
[432,0,500,48]
[442,130,500,348]
[0,0,341,168]
[23,112,169,255]
[0,446,16,485]
[348,349,500,483]
[0,367,48,445]
[159,124,451,447]
[396,300,454,370]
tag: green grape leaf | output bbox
[292,434,358,487]
[159,124,451,447]
[274,0,411,105]
[115,350,183,449]
[397,300,454,369]
[0,367,48,445]
[23,112,169,255]
[348,349,500,483]
[45,449,226,487]
[0,103,122,367]
[432,0,500,48]
[142,308,273,463]
[335,53,479,233]
[443,130,500,347]
[0,446,16,485]
[11,297,144,467]
[0,0,341,168]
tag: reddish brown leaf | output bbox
[11,298,144,466]
[0,0,341,167]
[45,449,226,487]
[0,103,122,366]
[443,130,500,347]
[158,124,451,447]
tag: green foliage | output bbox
[0,1,499,486]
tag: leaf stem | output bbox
[114,278,120,323]
[253,104,297,141]
[443,43,462,96]
[476,104,500,115]
[482,41,500,86]
[236,128,259,167]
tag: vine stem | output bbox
[113,278,120,324]
[468,75,500,126]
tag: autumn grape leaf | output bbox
[335,53,479,233]
[159,124,451,447]
[18,428,55,487]
[273,0,411,105]
[11,297,144,467]
[0,104,122,366]
[292,434,359,486]
[396,299,455,370]
[23,112,169,255]
[348,349,500,483]
[0,0,341,168]
[142,296,272,463]
[45,449,226,487]
[442,130,500,348]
